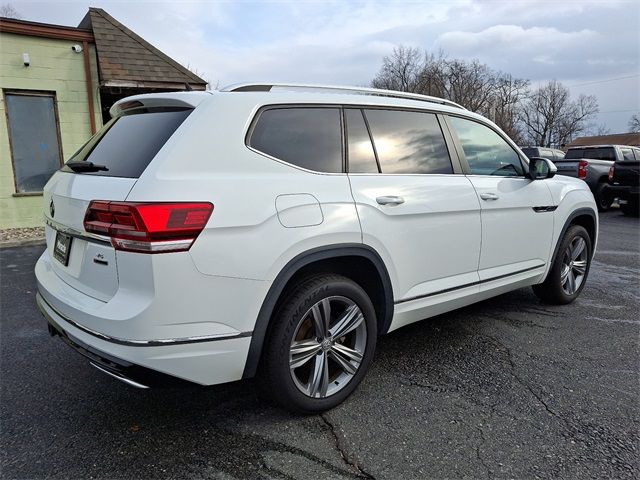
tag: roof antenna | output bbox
[184,82,193,91]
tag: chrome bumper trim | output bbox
[36,292,252,347]
[90,362,149,389]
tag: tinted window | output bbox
[565,149,584,159]
[449,116,523,176]
[520,148,537,159]
[5,93,62,192]
[345,109,378,173]
[583,147,616,161]
[67,108,192,178]
[250,108,342,173]
[364,109,452,174]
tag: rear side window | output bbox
[345,109,378,173]
[449,116,524,176]
[621,148,635,162]
[250,108,342,173]
[364,109,452,174]
[66,108,192,178]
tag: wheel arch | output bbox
[242,244,394,379]
[545,207,597,282]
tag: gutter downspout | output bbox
[82,40,97,134]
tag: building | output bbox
[0,8,206,229]
[566,132,640,149]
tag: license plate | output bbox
[53,232,73,266]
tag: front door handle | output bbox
[480,192,499,201]
[376,195,405,206]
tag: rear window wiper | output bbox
[66,161,109,172]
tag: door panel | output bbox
[468,176,554,279]
[349,174,481,301]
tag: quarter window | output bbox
[364,109,453,174]
[345,109,378,173]
[449,116,524,176]
[249,108,342,173]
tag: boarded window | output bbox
[5,92,62,193]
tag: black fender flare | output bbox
[242,243,394,378]
[545,207,597,280]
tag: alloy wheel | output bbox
[560,236,588,295]
[289,296,367,398]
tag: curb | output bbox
[0,237,46,249]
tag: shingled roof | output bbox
[78,7,207,90]
[567,132,640,148]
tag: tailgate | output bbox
[613,161,640,187]
[44,171,136,302]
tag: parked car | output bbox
[608,146,640,216]
[553,145,633,211]
[35,84,598,413]
[520,146,565,161]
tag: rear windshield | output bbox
[566,147,616,161]
[63,107,192,178]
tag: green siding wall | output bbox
[0,33,101,228]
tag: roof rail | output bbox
[220,82,466,110]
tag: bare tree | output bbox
[371,46,528,139]
[519,80,598,147]
[371,46,425,93]
[0,3,21,18]
[629,114,640,133]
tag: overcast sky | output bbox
[10,0,640,133]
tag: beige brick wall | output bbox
[0,33,102,229]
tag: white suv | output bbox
[36,83,598,412]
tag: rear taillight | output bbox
[84,201,213,253]
[578,160,588,180]
[608,165,615,182]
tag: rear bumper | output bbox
[36,292,253,386]
[608,185,639,202]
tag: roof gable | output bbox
[79,8,206,88]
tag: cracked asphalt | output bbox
[1,210,638,479]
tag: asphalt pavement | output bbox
[1,209,638,479]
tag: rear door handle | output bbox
[480,192,499,201]
[376,195,405,206]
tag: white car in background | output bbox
[36,83,598,412]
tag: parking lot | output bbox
[1,209,638,480]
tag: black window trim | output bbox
[442,113,529,178]
[245,103,466,175]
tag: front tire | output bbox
[261,274,377,413]
[532,225,592,304]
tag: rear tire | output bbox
[261,274,377,413]
[594,182,613,212]
[532,225,592,305]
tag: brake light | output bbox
[578,161,588,180]
[84,201,213,253]
[608,165,615,182]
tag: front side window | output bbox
[449,116,524,176]
[249,107,342,173]
[363,109,452,174]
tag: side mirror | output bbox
[528,157,557,180]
